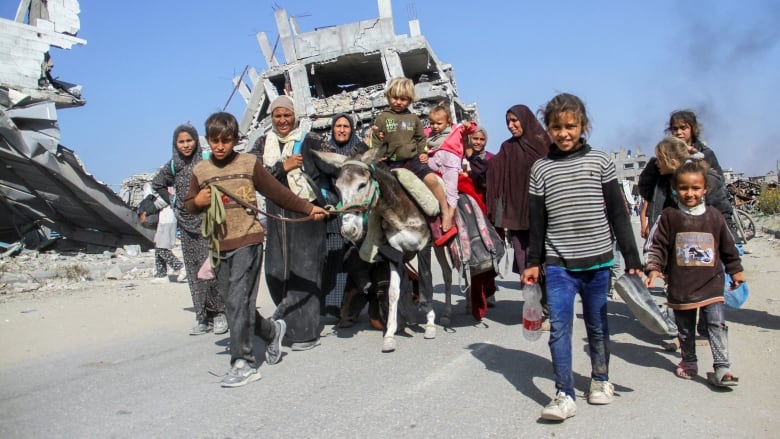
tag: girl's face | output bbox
[428,110,450,134]
[676,171,707,208]
[470,131,487,152]
[547,111,583,152]
[670,120,693,145]
[332,117,352,144]
[272,108,296,137]
[656,158,676,175]
[506,112,524,138]
[176,131,196,157]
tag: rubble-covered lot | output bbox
[0,245,179,300]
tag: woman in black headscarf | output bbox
[152,124,226,335]
[320,113,370,323]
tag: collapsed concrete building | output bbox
[1,0,477,254]
[0,0,155,252]
[233,0,478,146]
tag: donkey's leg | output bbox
[382,264,401,352]
[417,242,436,339]
[434,246,453,326]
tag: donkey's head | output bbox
[313,149,382,244]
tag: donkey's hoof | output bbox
[382,336,396,352]
[424,324,437,339]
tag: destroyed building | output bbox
[0,0,155,252]
[232,0,479,147]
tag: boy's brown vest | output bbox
[193,153,264,250]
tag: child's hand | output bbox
[194,188,212,208]
[730,272,745,289]
[283,154,303,172]
[419,152,429,164]
[522,266,539,285]
[367,125,383,145]
[462,121,473,130]
[309,206,329,221]
[645,270,664,288]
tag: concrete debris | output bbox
[235,0,479,148]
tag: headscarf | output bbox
[469,126,489,160]
[324,113,368,157]
[261,97,315,201]
[169,124,204,234]
[486,105,551,230]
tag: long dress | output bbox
[253,132,328,343]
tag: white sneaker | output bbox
[176,270,188,283]
[151,276,169,284]
[587,380,615,405]
[541,391,576,421]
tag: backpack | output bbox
[448,194,505,276]
[137,194,160,229]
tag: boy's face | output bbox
[388,95,412,113]
[676,171,707,208]
[208,134,236,160]
[428,110,449,134]
[548,111,582,152]
[272,108,296,137]
[176,131,196,157]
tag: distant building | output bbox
[610,148,650,185]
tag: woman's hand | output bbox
[284,154,303,172]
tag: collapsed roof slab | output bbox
[0,91,155,249]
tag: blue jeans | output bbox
[546,265,611,400]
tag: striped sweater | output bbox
[527,144,641,271]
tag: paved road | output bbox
[2,220,779,438]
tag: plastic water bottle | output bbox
[522,282,543,341]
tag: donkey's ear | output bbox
[361,147,383,164]
[312,150,347,168]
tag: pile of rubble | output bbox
[0,245,181,298]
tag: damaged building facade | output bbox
[0,1,155,252]
[233,0,478,147]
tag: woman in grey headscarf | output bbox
[152,124,226,335]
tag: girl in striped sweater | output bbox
[522,93,643,421]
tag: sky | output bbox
[3,0,779,188]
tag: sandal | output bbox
[707,368,739,387]
[675,360,698,380]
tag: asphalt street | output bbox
[1,219,778,438]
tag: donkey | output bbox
[316,148,440,352]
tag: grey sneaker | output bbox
[266,319,286,365]
[213,313,228,335]
[291,339,321,351]
[541,392,576,421]
[189,320,212,336]
[220,359,261,388]
[587,380,615,405]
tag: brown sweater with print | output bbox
[184,152,313,252]
[645,206,742,310]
